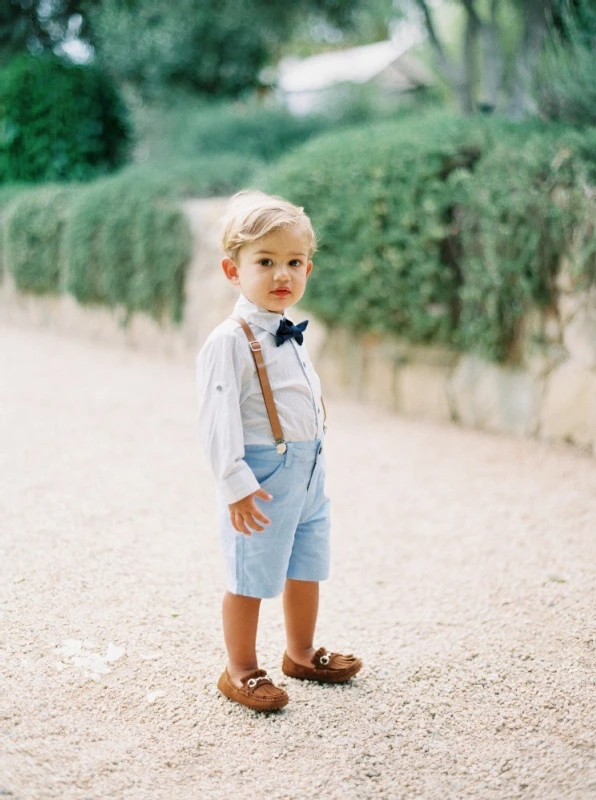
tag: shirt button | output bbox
[302,361,306,367]
[317,407,321,414]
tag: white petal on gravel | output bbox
[147,691,166,703]
[105,643,125,662]
[72,654,111,674]
[56,639,83,657]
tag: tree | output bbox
[535,0,596,125]
[0,0,98,65]
[87,0,366,98]
[413,0,556,117]
[0,53,130,182]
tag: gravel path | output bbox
[1,323,595,800]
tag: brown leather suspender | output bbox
[233,316,327,454]
[235,317,288,454]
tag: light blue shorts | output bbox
[218,440,330,599]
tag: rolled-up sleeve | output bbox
[197,331,260,505]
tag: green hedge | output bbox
[120,153,263,198]
[2,172,192,324]
[64,173,191,322]
[4,186,74,293]
[0,183,29,279]
[133,95,426,166]
[265,113,595,362]
[452,131,591,359]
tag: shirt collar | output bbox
[233,294,290,335]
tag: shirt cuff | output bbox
[220,462,260,505]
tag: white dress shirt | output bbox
[197,294,325,504]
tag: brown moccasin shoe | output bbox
[282,647,362,683]
[217,668,289,711]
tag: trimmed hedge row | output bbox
[265,114,596,362]
[4,186,74,294]
[0,147,259,320]
[3,111,595,354]
[2,172,192,324]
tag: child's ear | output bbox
[306,260,313,277]
[222,257,240,285]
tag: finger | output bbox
[245,516,265,533]
[249,504,271,526]
[233,513,251,536]
[255,488,272,502]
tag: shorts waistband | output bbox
[244,440,323,462]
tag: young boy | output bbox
[197,190,362,711]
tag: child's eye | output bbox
[259,259,273,267]
[289,260,302,267]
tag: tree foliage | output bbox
[1,0,365,97]
[413,0,559,117]
[535,0,596,125]
[0,53,131,182]
[0,0,98,64]
[92,0,367,98]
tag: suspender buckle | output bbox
[276,439,287,455]
[249,341,262,352]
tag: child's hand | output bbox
[229,489,272,535]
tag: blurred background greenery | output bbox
[0,0,594,361]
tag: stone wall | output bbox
[1,198,594,455]
[311,258,596,456]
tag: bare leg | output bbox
[283,578,319,667]
[222,591,261,687]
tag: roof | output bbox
[278,24,426,94]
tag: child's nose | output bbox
[274,264,290,280]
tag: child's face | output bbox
[222,226,313,313]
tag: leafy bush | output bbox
[0,54,131,183]
[265,113,595,361]
[452,133,586,359]
[131,93,434,168]
[121,153,263,198]
[2,171,192,324]
[0,183,29,279]
[134,98,336,164]
[63,172,191,322]
[3,186,74,293]
[266,114,489,344]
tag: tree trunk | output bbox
[480,0,503,111]
[462,3,480,113]
[415,0,473,114]
[508,0,551,118]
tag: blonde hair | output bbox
[220,190,316,261]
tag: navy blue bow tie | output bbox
[275,317,308,347]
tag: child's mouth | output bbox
[272,288,291,296]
